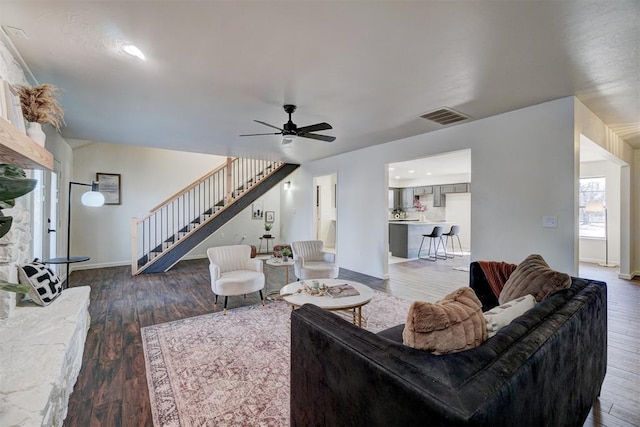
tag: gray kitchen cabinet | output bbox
[441,183,471,194]
[440,184,455,193]
[454,183,469,193]
[433,185,445,207]
[414,186,433,196]
[401,188,414,208]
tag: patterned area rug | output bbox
[142,291,411,426]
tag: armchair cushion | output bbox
[207,245,265,298]
[292,240,338,280]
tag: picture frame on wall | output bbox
[96,172,121,205]
[252,201,264,219]
[265,211,275,223]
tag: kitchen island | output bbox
[389,221,454,258]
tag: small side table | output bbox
[43,256,90,288]
[258,236,275,254]
[265,258,295,299]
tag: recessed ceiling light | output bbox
[123,44,146,60]
[426,172,432,175]
[408,170,415,174]
[389,167,395,171]
[395,176,400,179]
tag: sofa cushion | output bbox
[17,259,62,306]
[484,294,536,337]
[402,287,487,354]
[499,254,571,304]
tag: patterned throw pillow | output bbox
[18,259,63,306]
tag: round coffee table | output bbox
[280,279,374,326]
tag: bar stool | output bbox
[418,226,446,261]
[443,225,463,258]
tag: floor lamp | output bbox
[46,181,105,287]
[585,201,616,268]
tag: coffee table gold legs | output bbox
[351,307,363,326]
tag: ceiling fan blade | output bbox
[298,133,336,143]
[254,120,283,131]
[296,122,333,134]
[239,132,282,137]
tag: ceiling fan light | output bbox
[282,134,296,145]
[123,44,146,60]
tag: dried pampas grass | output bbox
[15,84,64,130]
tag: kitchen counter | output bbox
[389,221,454,258]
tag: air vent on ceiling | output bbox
[420,107,470,125]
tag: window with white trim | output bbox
[579,177,606,238]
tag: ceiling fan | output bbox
[239,104,336,144]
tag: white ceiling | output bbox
[0,1,638,164]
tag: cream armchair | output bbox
[207,245,265,314]
[291,240,339,280]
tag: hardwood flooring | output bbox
[64,256,640,426]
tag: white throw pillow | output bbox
[484,294,536,338]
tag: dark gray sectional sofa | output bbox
[290,270,607,426]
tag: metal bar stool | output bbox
[443,225,464,258]
[417,226,446,261]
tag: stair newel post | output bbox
[131,217,138,275]
[225,157,233,206]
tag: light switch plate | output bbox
[542,216,558,228]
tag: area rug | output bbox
[142,291,411,427]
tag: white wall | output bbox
[282,98,577,279]
[579,160,621,265]
[444,193,471,252]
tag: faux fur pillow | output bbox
[402,287,487,354]
[498,254,571,304]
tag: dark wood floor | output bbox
[64,256,640,426]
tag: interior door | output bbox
[32,166,59,271]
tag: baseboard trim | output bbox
[618,271,639,280]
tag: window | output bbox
[579,177,606,238]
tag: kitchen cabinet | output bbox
[401,188,414,208]
[441,183,470,194]
[389,221,454,258]
[433,185,445,207]
[389,188,402,209]
[414,186,433,196]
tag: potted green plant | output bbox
[0,164,38,239]
[281,247,292,262]
[263,223,273,238]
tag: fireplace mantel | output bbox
[0,116,53,170]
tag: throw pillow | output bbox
[402,287,487,354]
[498,254,571,304]
[484,294,536,338]
[17,259,63,306]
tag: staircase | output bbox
[131,157,299,275]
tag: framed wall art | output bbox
[265,211,275,223]
[252,201,264,219]
[96,172,121,205]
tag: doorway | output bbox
[578,135,628,273]
[386,150,472,270]
[32,163,60,272]
[313,173,337,253]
